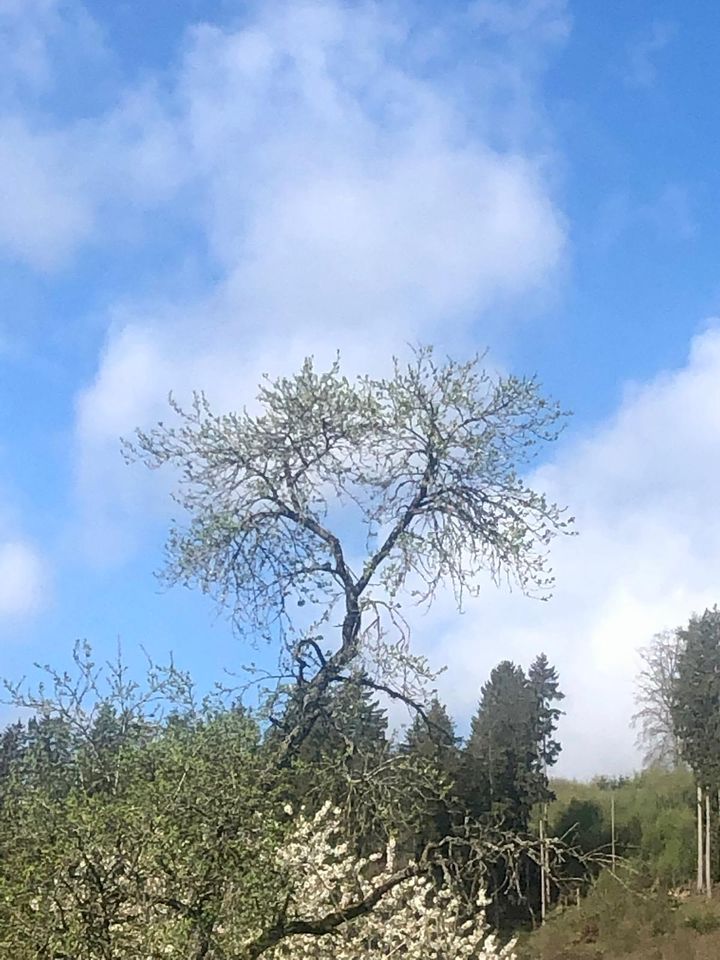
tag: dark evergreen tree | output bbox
[294,679,389,765]
[671,608,720,788]
[402,697,460,847]
[555,797,608,852]
[0,721,25,784]
[403,697,458,768]
[21,714,75,800]
[528,652,564,799]
[277,678,392,850]
[461,661,540,832]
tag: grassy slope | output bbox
[518,871,720,960]
[518,768,720,958]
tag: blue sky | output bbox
[1,0,720,776]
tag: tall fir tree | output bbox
[528,652,564,795]
[671,608,720,892]
[278,679,392,850]
[293,679,389,766]
[672,608,720,788]
[403,697,459,768]
[461,661,540,832]
[402,697,460,847]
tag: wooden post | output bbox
[698,784,704,893]
[539,811,546,923]
[544,802,551,911]
[706,788,712,899]
[611,792,616,875]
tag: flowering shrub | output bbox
[256,801,517,960]
[0,698,515,959]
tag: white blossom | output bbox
[263,806,517,960]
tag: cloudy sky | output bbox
[2,0,720,777]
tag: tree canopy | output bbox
[125,347,571,755]
[0,349,577,958]
[671,607,720,786]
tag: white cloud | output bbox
[73,0,567,554]
[0,0,106,268]
[419,325,720,778]
[0,0,194,270]
[472,0,569,42]
[0,118,94,270]
[0,0,104,100]
[0,540,46,618]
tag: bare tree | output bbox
[632,628,684,768]
[124,347,572,757]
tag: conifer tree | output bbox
[671,608,720,787]
[528,653,563,920]
[278,680,396,850]
[528,653,564,776]
[294,680,389,767]
[402,697,460,847]
[462,661,539,831]
[403,697,458,769]
[671,607,720,892]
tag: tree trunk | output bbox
[539,811,546,923]
[543,802,551,911]
[707,787,712,899]
[698,784,704,893]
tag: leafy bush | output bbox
[681,901,720,934]
[519,870,678,960]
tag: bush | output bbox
[519,870,678,960]
[681,901,720,935]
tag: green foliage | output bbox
[521,870,720,960]
[518,870,681,960]
[455,657,565,930]
[125,349,571,633]
[277,679,439,851]
[403,696,459,762]
[681,901,720,934]
[0,650,295,958]
[401,697,459,849]
[528,653,564,772]
[462,661,546,830]
[0,649,488,958]
[554,797,609,855]
[672,607,720,786]
[549,767,697,887]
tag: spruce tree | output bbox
[462,661,539,832]
[293,679,389,766]
[403,697,458,769]
[672,608,720,787]
[671,607,720,892]
[528,652,564,786]
[402,697,460,847]
[281,679,393,850]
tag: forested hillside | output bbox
[3,353,720,959]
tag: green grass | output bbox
[518,870,720,960]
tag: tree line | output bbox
[0,347,576,957]
[0,646,567,948]
[634,606,720,897]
